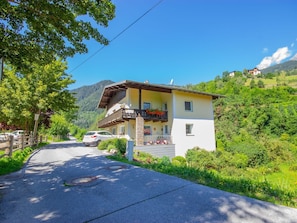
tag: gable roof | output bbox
[97,80,222,108]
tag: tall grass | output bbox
[0,143,48,175]
[107,152,297,208]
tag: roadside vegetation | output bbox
[107,148,297,208]
[0,143,48,175]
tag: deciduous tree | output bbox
[0,0,115,73]
[0,59,77,130]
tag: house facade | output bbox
[97,80,221,157]
[248,68,261,76]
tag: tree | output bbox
[48,113,70,138]
[0,59,77,130]
[0,0,115,73]
[257,79,265,88]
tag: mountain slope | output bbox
[261,60,297,74]
[71,80,114,112]
[70,80,114,128]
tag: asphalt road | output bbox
[1,138,297,223]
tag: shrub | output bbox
[98,138,128,155]
[114,138,127,155]
[227,142,269,167]
[172,156,187,167]
[98,139,114,150]
[289,165,297,171]
[185,147,217,170]
[159,156,171,166]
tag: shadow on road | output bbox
[1,141,296,223]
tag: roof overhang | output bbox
[97,80,223,109]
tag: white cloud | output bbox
[262,47,268,53]
[257,47,291,70]
[290,53,297,61]
[291,42,295,47]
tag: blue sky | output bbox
[67,0,297,89]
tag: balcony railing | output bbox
[98,109,168,128]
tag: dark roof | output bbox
[97,80,223,108]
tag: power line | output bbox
[69,0,164,73]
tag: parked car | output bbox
[0,133,12,142]
[82,130,115,146]
[11,130,24,141]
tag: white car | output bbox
[82,130,115,146]
[11,130,24,141]
[0,133,12,142]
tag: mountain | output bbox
[70,80,114,128]
[261,60,297,74]
[70,80,114,112]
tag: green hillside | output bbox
[70,80,114,128]
[261,60,297,74]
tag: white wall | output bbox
[171,90,216,156]
[171,118,216,156]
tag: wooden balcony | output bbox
[98,109,168,128]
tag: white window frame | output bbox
[119,125,125,135]
[186,124,194,136]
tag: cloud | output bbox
[291,43,295,47]
[262,48,268,53]
[257,47,291,70]
[291,53,297,61]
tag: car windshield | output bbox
[85,132,96,136]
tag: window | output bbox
[186,124,193,135]
[163,103,168,111]
[143,102,151,110]
[120,126,125,135]
[164,125,169,134]
[144,126,151,135]
[185,101,192,111]
[112,128,116,135]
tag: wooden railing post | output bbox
[30,132,33,146]
[21,134,25,150]
[8,135,13,157]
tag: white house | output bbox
[248,68,261,76]
[97,80,221,158]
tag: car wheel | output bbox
[94,140,100,147]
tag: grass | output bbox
[264,164,297,191]
[245,74,297,88]
[107,153,297,208]
[0,142,48,175]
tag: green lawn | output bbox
[245,75,297,88]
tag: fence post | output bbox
[30,132,33,146]
[8,135,13,157]
[40,135,42,143]
[21,134,24,150]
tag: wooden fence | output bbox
[0,134,46,158]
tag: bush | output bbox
[98,139,114,150]
[172,156,187,167]
[289,165,297,171]
[227,142,269,167]
[185,147,217,170]
[159,156,171,166]
[98,138,127,155]
[114,138,127,155]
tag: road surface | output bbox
[1,139,297,223]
